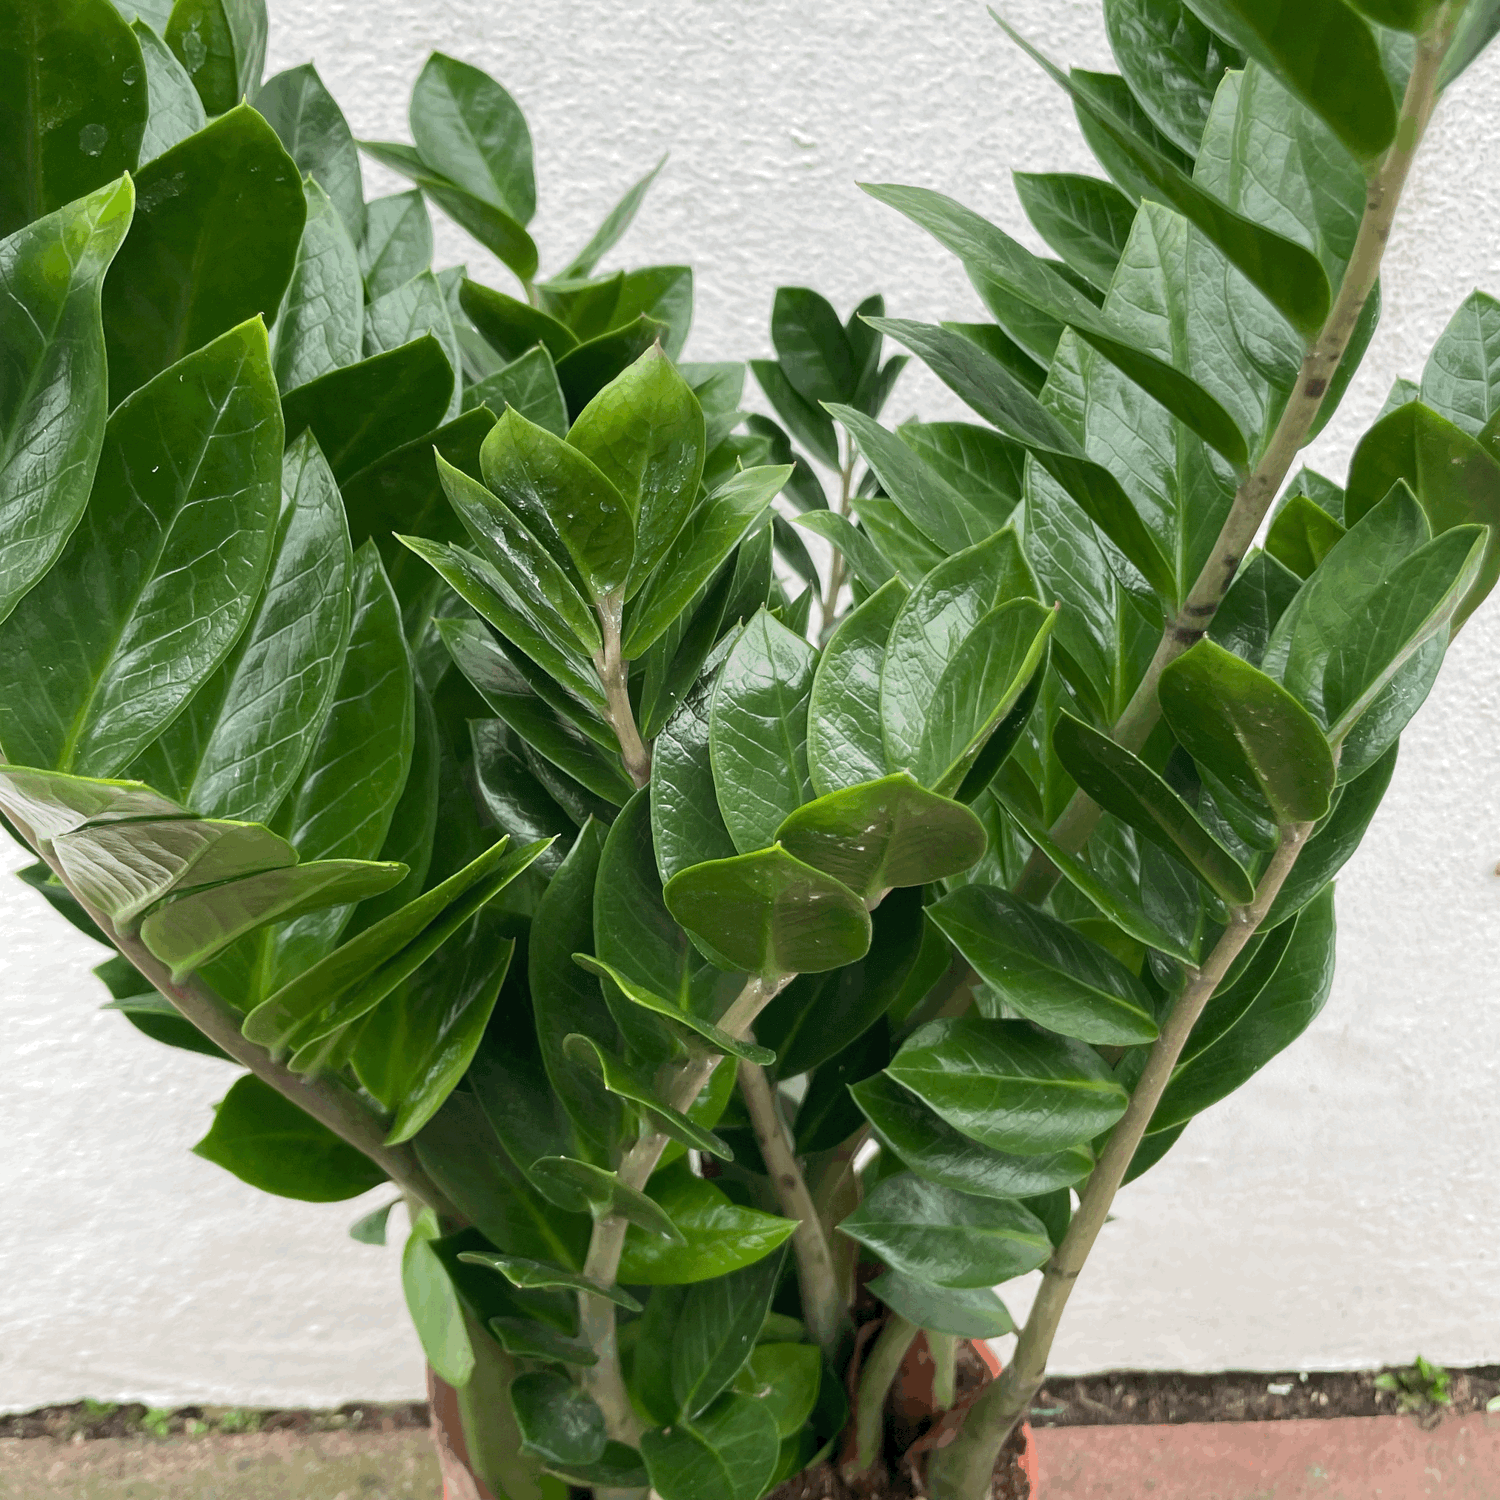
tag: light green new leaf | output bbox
[1266,495,1345,580]
[1052,713,1255,905]
[775,773,986,902]
[409,53,535,224]
[887,1016,1129,1156]
[0,177,133,625]
[618,1163,797,1285]
[1159,639,1336,823]
[852,1072,1092,1200]
[0,318,281,778]
[642,1392,781,1500]
[255,62,365,244]
[622,467,789,659]
[710,610,818,854]
[194,1073,386,1203]
[271,180,363,395]
[479,406,633,603]
[734,1342,821,1440]
[101,104,303,404]
[568,346,706,594]
[930,883,1159,1046]
[0,0,145,236]
[0,764,184,842]
[360,192,433,301]
[663,845,871,978]
[837,1173,1051,1289]
[403,1208,475,1387]
[128,434,352,824]
[530,1157,683,1242]
[1182,0,1397,161]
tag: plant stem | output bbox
[928,822,1313,1499]
[21,827,455,1221]
[844,1312,918,1479]
[929,1332,958,1411]
[818,443,856,639]
[594,596,651,787]
[737,1058,847,1354]
[1012,27,1449,903]
[576,974,789,1440]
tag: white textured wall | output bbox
[3,0,1499,1409]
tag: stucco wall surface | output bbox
[2,0,1499,1410]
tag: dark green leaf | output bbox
[281,337,453,482]
[750,358,839,469]
[672,1248,788,1420]
[554,314,668,419]
[794,1018,891,1152]
[794,511,894,594]
[255,62,365,243]
[192,1073,385,1201]
[772,286,856,406]
[663,845,871,978]
[1183,0,1397,160]
[0,0,146,236]
[104,990,231,1061]
[272,180,363,395]
[360,191,433,301]
[132,20,205,164]
[641,1392,781,1500]
[489,1318,596,1367]
[1013,172,1135,293]
[461,281,576,366]
[1159,639,1336,823]
[102,104,302,404]
[853,1072,1092,1199]
[930,883,1159,1046]
[416,174,539,284]
[0,318,281,776]
[459,1250,641,1311]
[0,176,133,624]
[1053,713,1255,904]
[165,0,265,115]
[837,1173,1051,1288]
[1266,495,1346,580]
[511,1370,605,1467]
[867,1270,1014,1339]
[734,1342,821,1440]
[887,1016,1129,1155]
[465,346,569,437]
[403,1208,475,1386]
[409,53,534,224]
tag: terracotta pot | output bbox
[429,1368,498,1500]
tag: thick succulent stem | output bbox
[20,825,454,1220]
[844,1312,919,1479]
[1013,25,1450,902]
[819,443,857,639]
[928,823,1313,1499]
[594,595,651,787]
[737,1057,847,1354]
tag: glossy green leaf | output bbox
[101,104,303,404]
[837,1173,1051,1288]
[479,405,633,603]
[641,1392,781,1500]
[651,643,740,883]
[853,1072,1092,1200]
[772,286,856,407]
[671,1248,788,1421]
[618,1162,797,1284]
[865,184,1249,467]
[360,191,433,301]
[511,1370,606,1468]
[193,1073,386,1202]
[870,318,1176,598]
[998,29,1331,338]
[750,357,839,469]
[794,511,893,594]
[165,0,265,115]
[488,1318,596,1367]
[403,1208,475,1387]
[1053,713,1255,905]
[709,610,817,853]
[436,454,601,654]
[255,62,364,242]
[556,154,667,280]
[868,1270,1014,1339]
[0,0,146,236]
[0,177,133,625]
[1159,639,1336,824]
[662,845,871,978]
[132,20,205,165]
[774,773,986,901]
[1182,0,1396,160]
[364,271,461,420]
[1014,172,1136,292]
[1103,0,1243,153]
[1419,291,1500,438]
[409,53,534,224]
[930,883,1159,1046]
[465,346,569,437]
[0,318,281,777]
[622,466,788,659]
[1345,400,1500,627]
[1266,495,1345,580]
[0,764,184,841]
[567,346,705,593]
[459,1251,641,1312]
[887,1016,1130,1155]
[734,1342,821,1440]
[272,180,363,395]
[281,337,453,482]
[530,1157,682,1241]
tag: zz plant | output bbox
[3,0,1500,1497]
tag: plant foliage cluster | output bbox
[3,0,1499,1497]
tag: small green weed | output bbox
[140,1407,175,1439]
[217,1408,261,1434]
[1374,1355,1453,1414]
